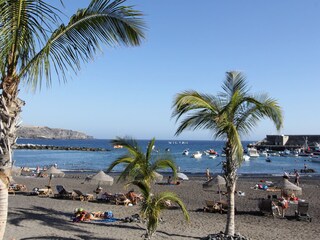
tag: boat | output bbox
[207,149,218,155]
[266,158,272,162]
[182,149,189,156]
[247,147,259,157]
[243,154,250,161]
[192,151,202,159]
[113,145,123,149]
[208,155,217,159]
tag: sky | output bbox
[19,0,320,141]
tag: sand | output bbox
[4,173,320,240]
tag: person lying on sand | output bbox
[73,208,114,222]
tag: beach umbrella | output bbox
[281,178,302,196]
[44,166,65,178]
[177,172,189,181]
[153,172,163,182]
[11,165,22,177]
[85,170,114,186]
[203,175,226,201]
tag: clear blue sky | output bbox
[19,0,320,140]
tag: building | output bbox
[255,135,320,151]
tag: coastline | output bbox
[5,172,320,240]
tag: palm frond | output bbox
[151,159,177,179]
[220,71,249,100]
[19,0,145,90]
[0,0,61,77]
[105,155,133,173]
[146,138,155,164]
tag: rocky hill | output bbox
[17,126,93,139]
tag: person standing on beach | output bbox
[206,168,210,181]
[294,169,300,186]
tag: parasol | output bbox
[85,170,114,186]
[153,172,163,182]
[177,172,189,181]
[44,166,65,178]
[281,178,302,196]
[203,175,226,201]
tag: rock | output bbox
[17,126,93,139]
[202,232,250,240]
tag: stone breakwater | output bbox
[15,144,109,152]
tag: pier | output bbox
[254,134,320,151]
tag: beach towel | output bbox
[91,218,120,223]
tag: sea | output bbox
[13,138,320,176]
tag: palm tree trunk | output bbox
[0,81,24,239]
[0,177,8,239]
[224,141,237,236]
[225,179,236,236]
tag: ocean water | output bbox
[13,139,320,176]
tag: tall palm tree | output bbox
[131,180,189,239]
[0,0,145,238]
[172,71,283,236]
[107,137,177,187]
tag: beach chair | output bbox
[295,201,312,222]
[8,183,28,195]
[114,193,131,206]
[38,186,53,197]
[73,189,94,201]
[204,200,228,214]
[54,185,74,199]
[258,199,278,217]
[96,192,117,203]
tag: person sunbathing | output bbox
[126,190,143,205]
[73,209,114,222]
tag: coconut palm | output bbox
[172,71,283,236]
[107,137,177,186]
[131,180,189,239]
[0,0,144,238]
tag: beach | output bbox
[5,174,320,240]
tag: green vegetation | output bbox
[107,137,189,239]
[0,0,145,238]
[172,71,283,236]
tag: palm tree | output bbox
[0,0,145,238]
[172,71,283,236]
[131,180,189,239]
[107,137,177,187]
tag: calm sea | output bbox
[13,139,320,176]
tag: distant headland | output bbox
[17,126,93,140]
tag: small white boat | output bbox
[248,147,259,157]
[209,155,217,159]
[243,154,250,161]
[182,149,189,156]
[192,151,202,159]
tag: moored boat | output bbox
[192,151,202,159]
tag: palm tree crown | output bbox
[172,71,283,166]
[107,137,177,186]
[0,0,145,91]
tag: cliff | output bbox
[17,126,93,139]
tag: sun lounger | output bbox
[73,189,94,201]
[38,186,53,197]
[295,201,312,222]
[114,193,131,206]
[258,198,281,217]
[8,184,28,195]
[54,185,74,199]
[96,192,118,203]
[204,200,229,214]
